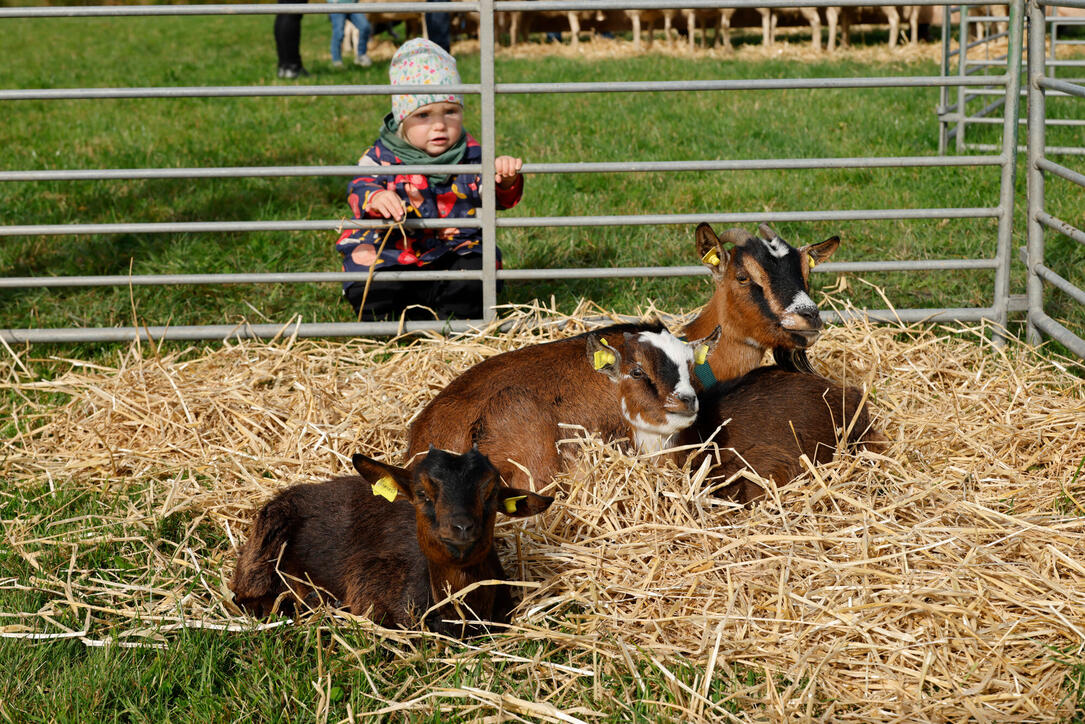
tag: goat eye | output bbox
[630,367,645,379]
[735,273,751,285]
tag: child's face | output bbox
[401,102,463,156]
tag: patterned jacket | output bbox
[335,133,523,285]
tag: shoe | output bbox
[332,59,344,68]
[278,65,310,80]
[355,54,372,67]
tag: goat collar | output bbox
[680,334,721,389]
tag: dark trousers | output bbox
[425,0,451,52]
[345,254,499,321]
[274,0,308,70]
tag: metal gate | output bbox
[1026,0,1085,357]
[0,0,1048,351]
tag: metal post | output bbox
[479,0,498,323]
[957,4,970,152]
[1026,0,1047,346]
[990,0,1025,339]
[940,4,953,154]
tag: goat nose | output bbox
[450,519,476,541]
[801,308,823,329]
[676,391,698,411]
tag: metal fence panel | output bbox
[0,0,1038,348]
[1026,0,1085,357]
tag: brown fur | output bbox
[407,322,720,491]
[675,223,882,503]
[681,367,884,504]
[229,448,552,636]
[682,223,841,382]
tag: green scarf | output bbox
[377,113,467,185]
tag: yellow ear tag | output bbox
[808,257,817,269]
[694,344,709,366]
[504,495,526,514]
[701,249,721,267]
[593,349,616,370]
[371,476,398,502]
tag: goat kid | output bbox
[229,447,553,636]
[407,322,722,491]
[676,223,881,504]
[682,222,841,383]
[680,366,883,504]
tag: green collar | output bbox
[378,113,467,185]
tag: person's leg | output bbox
[426,254,488,320]
[424,0,452,51]
[347,13,372,65]
[329,13,346,65]
[345,276,432,321]
[274,0,309,77]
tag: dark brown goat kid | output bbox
[407,322,721,491]
[229,447,553,636]
[677,223,882,503]
[681,366,883,504]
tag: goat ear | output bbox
[585,334,622,381]
[497,487,554,518]
[695,223,730,275]
[801,235,841,270]
[690,325,722,363]
[351,453,413,502]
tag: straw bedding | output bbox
[3,300,1084,721]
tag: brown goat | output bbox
[407,322,721,491]
[228,447,553,636]
[680,366,883,504]
[682,222,841,384]
[675,223,881,504]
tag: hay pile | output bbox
[3,301,1084,721]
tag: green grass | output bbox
[3,12,1082,356]
[3,14,1085,722]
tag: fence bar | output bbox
[0,258,998,290]
[1038,77,1085,99]
[1033,265,1085,307]
[0,207,1002,238]
[1035,211,1085,246]
[1029,312,1085,357]
[0,76,1011,104]
[0,155,1005,184]
[1,305,1004,345]
[0,2,475,18]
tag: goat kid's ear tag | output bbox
[503,495,527,514]
[701,248,721,267]
[593,338,616,371]
[694,344,709,366]
[371,475,398,502]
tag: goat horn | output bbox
[757,223,779,241]
[715,228,756,247]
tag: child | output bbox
[336,38,524,321]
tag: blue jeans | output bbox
[329,12,371,62]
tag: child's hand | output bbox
[367,189,406,221]
[495,156,523,189]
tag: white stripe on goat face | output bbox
[619,331,699,451]
[760,234,791,259]
[636,330,697,403]
[784,290,819,319]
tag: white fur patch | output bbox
[622,400,695,453]
[760,234,791,259]
[635,330,696,402]
[785,290,818,316]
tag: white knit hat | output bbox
[389,38,463,125]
